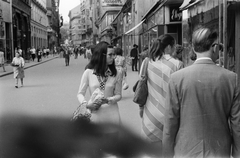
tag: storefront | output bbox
[12,0,31,60]
[180,0,240,83]
[139,0,183,66]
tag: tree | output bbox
[60,25,69,44]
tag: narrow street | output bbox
[0,55,142,136]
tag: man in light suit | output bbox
[162,27,240,158]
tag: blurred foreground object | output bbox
[0,114,161,158]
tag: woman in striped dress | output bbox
[139,34,183,148]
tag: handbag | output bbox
[133,58,149,107]
[71,102,92,122]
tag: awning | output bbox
[124,19,145,35]
[179,0,202,10]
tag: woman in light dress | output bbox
[114,47,129,90]
[11,50,25,88]
[77,41,123,132]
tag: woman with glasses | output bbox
[77,41,123,136]
[139,34,183,149]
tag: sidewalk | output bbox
[0,55,59,78]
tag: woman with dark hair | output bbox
[77,41,123,132]
[114,47,129,90]
[139,34,183,147]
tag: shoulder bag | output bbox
[133,58,149,107]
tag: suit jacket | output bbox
[163,59,240,158]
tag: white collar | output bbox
[196,57,212,61]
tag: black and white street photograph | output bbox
[0,0,240,158]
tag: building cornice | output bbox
[32,0,47,13]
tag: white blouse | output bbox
[77,69,123,125]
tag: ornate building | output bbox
[30,0,48,50]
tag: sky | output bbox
[59,0,80,23]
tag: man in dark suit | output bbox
[130,44,138,71]
[163,27,240,158]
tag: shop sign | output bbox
[169,6,182,22]
[102,0,123,6]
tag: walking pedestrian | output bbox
[162,27,240,158]
[11,51,25,88]
[63,47,70,66]
[114,47,129,90]
[37,48,42,62]
[130,44,139,71]
[139,34,183,148]
[46,47,50,58]
[30,46,36,61]
[86,46,92,62]
[77,41,123,134]
[74,46,78,59]
[0,48,6,72]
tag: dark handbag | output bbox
[133,58,149,107]
[71,102,92,122]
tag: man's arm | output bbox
[162,77,180,158]
[230,75,240,158]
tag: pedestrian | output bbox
[172,44,184,61]
[162,27,240,158]
[46,47,50,58]
[139,34,183,148]
[30,46,36,61]
[43,47,46,58]
[77,41,123,137]
[86,45,92,62]
[37,48,42,62]
[74,46,78,59]
[130,44,139,71]
[11,51,25,88]
[140,46,149,60]
[114,47,129,90]
[0,48,6,72]
[63,47,70,66]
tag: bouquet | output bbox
[88,88,105,106]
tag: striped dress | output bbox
[141,54,183,143]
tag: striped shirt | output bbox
[141,54,183,142]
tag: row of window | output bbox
[31,25,47,36]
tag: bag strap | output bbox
[140,57,149,78]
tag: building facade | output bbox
[46,0,61,50]
[30,0,48,50]
[12,0,31,60]
[0,0,12,62]
[68,4,81,46]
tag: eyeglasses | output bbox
[212,43,223,51]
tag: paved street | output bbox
[0,55,142,136]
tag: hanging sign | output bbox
[102,0,123,6]
[169,6,182,22]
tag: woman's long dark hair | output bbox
[149,34,175,61]
[86,41,117,77]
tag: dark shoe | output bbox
[15,86,18,88]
